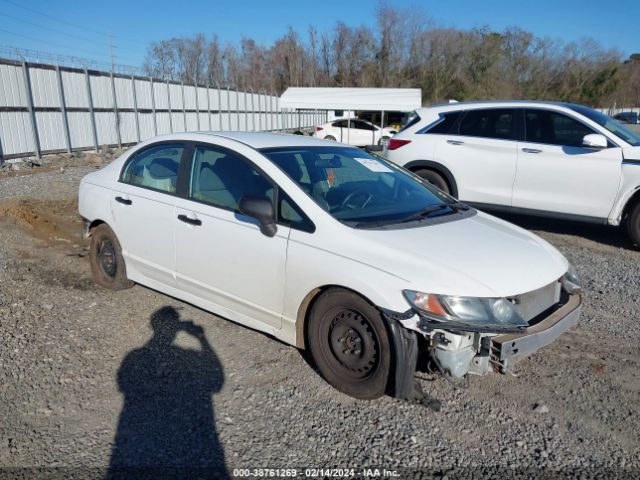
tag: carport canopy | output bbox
[279,87,422,112]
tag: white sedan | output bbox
[79,132,581,400]
[313,118,397,146]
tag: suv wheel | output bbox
[89,224,134,290]
[627,201,640,247]
[307,288,391,399]
[414,168,450,195]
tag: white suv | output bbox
[384,101,640,246]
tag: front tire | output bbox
[307,289,391,399]
[627,201,640,247]
[414,168,450,195]
[89,224,134,290]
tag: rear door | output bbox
[512,109,622,219]
[434,108,519,205]
[111,142,186,286]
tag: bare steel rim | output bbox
[319,307,381,380]
[97,238,117,278]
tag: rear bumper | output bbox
[490,292,582,372]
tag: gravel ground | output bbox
[0,154,639,479]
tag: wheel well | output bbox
[622,188,640,221]
[404,160,458,198]
[295,285,379,350]
[87,219,106,236]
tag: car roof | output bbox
[154,131,347,149]
[417,100,583,114]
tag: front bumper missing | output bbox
[490,292,582,372]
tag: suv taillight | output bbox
[316,126,323,131]
[387,139,411,150]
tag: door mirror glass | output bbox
[582,133,608,149]
[239,196,277,237]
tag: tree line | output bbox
[143,4,640,108]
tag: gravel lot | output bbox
[0,154,639,479]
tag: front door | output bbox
[174,143,289,329]
[512,109,622,219]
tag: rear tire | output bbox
[89,224,134,290]
[627,201,640,247]
[414,168,450,195]
[324,135,336,141]
[307,288,391,400]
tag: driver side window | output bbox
[525,110,596,147]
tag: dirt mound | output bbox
[0,198,86,247]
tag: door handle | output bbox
[447,139,464,145]
[521,148,542,154]
[177,214,202,226]
[115,196,132,205]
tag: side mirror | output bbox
[582,133,608,149]
[239,196,277,237]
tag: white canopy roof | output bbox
[279,87,422,111]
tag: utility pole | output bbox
[108,30,115,73]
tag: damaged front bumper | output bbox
[490,291,581,373]
[381,291,582,379]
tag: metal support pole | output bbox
[206,84,212,130]
[215,81,222,130]
[259,90,267,131]
[150,77,157,136]
[195,81,200,131]
[84,68,99,152]
[235,87,241,131]
[226,87,232,130]
[167,81,173,133]
[244,89,248,131]
[22,61,41,160]
[110,73,121,148]
[181,81,187,132]
[250,88,256,131]
[56,65,72,153]
[131,76,140,142]
[271,92,277,131]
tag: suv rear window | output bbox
[425,111,461,134]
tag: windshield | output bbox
[260,146,468,228]
[567,104,640,147]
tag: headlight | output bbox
[403,290,527,329]
[562,264,581,294]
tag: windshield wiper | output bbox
[354,202,469,229]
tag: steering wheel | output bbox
[340,190,374,210]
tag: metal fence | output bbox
[0,58,326,160]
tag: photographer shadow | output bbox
[106,306,228,479]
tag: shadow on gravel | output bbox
[487,211,635,250]
[105,306,228,480]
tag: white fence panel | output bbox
[153,82,169,109]
[135,80,153,110]
[119,112,137,143]
[156,112,172,135]
[114,77,134,109]
[30,68,59,108]
[0,111,35,154]
[95,112,118,146]
[0,63,27,107]
[139,113,155,140]
[61,71,89,108]
[90,75,114,109]
[67,112,93,149]
[169,83,183,111]
[35,111,66,151]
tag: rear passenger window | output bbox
[121,143,184,193]
[425,111,461,134]
[459,109,515,140]
[525,109,595,147]
[189,146,274,211]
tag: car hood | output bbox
[350,211,568,298]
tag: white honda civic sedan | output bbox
[79,132,581,400]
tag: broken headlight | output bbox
[403,290,528,329]
[561,263,581,294]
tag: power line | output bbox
[1,0,105,36]
[0,12,108,47]
[0,28,110,59]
